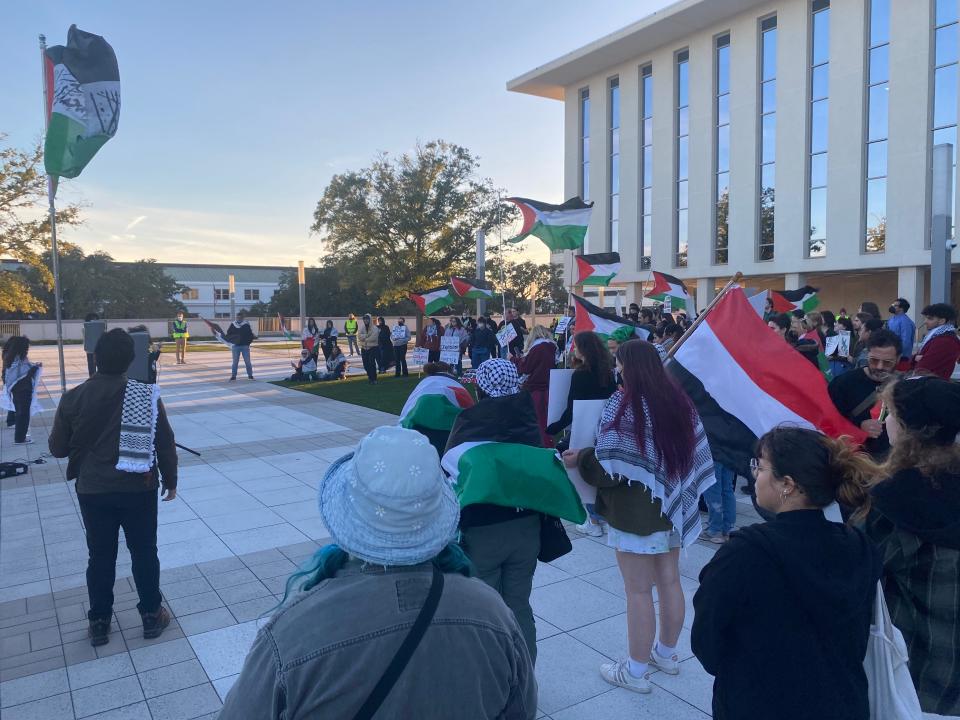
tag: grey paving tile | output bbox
[176,608,236,637]
[0,655,65,682]
[188,621,258,680]
[129,638,196,673]
[29,626,61,651]
[138,658,209,699]
[0,667,69,708]
[0,598,27,620]
[66,652,135,690]
[534,634,614,716]
[71,675,144,718]
[550,686,710,720]
[648,657,714,715]
[62,639,98,666]
[547,537,618,577]
[1,632,31,658]
[203,569,257,591]
[227,596,276,623]
[159,566,203,585]
[1,691,75,720]
[195,558,244,577]
[146,682,222,720]
[531,578,625,632]
[167,592,224,618]
[161,578,213,601]
[84,702,153,719]
[213,580,269,606]
[0,644,62,671]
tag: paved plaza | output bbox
[0,344,765,719]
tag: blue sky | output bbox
[4,1,669,266]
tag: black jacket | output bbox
[692,510,880,720]
[48,373,178,493]
[225,321,256,346]
[445,391,541,528]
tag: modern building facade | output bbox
[162,264,291,318]
[509,0,960,316]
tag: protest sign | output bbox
[564,399,607,504]
[496,323,517,347]
[410,347,429,366]
[547,369,575,426]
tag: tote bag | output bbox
[863,581,922,720]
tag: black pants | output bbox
[360,348,378,383]
[428,350,440,363]
[378,346,393,373]
[78,491,161,620]
[6,378,33,442]
[394,344,408,376]
[86,353,97,378]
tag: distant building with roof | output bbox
[160,263,292,317]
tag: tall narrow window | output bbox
[675,50,690,267]
[609,77,620,251]
[580,88,590,201]
[933,0,958,241]
[865,0,889,252]
[758,16,777,261]
[640,65,653,269]
[715,34,731,264]
[808,0,830,257]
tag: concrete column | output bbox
[784,273,806,289]
[696,277,717,313]
[896,266,926,323]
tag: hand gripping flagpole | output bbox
[39,34,68,396]
[665,271,743,362]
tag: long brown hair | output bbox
[881,380,960,480]
[611,339,696,480]
[2,336,29,371]
[572,331,613,388]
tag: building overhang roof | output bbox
[507,0,771,99]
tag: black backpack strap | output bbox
[351,564,444,720]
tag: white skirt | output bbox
[606,526,680,555]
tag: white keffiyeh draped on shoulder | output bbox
[1,359,43,416]
[116,379,161,473]
[594,391,715,549]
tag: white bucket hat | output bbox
[319,426,460,566]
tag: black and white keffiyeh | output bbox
[474,359,519,398]
[917,323,957,352]
[116,379,160,473]
[594,391,715,549]
[1,359,43,416]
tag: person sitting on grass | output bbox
[289,349,318,382]
[316,345,348,381]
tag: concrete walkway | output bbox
[0,344,760,719]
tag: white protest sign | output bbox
[440,350,460,365]
[546,369,575,426]
[391,326,407,341]
[564,399,607,504]
[837,330,851,357]
[496,323,517,348]
[825,335,841,357]
[440,335,460,352]
[410,347,429,366]
[555,316,573,334]
[663,296,673,314]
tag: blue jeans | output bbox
[346,335,358,355]
[471,348,490,369]
[230,345,252,378]
[704,463,736,535]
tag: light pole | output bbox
[298,261,306,336]
[229,274,236,320]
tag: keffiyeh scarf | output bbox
[116,379,161,473]
[917,323,957,352]
[594,391,715,549]
[1,359,43,416]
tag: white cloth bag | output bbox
[864,581,922,720]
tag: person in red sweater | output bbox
[512,325,558,447]
[913,303,960,379]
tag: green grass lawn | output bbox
[273,373,479,415]
[160,341,302,353]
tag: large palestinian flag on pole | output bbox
[575,252,621,286]
[43,26,120,180]
[399,375,475,432]
[770,286,820,314]
[450,277,494,300]
[505,197,593,251]
[667,287,865,477]
[645,271,694,312]
[572,294,650,342]
[409,286,456,315]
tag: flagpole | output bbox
[40,34,67,396]
[665,271,743,361]
[496,193,508,320]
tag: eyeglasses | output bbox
[866,356,897,368]
[749,458,771,477]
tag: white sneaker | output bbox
[600,660,652,694]
[14,437,34,445]
[650,647,680,675]
[576,520,603,537]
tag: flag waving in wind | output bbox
[506,197,593,251]
[43,26,120,180]
[575,252,621,286]
[770,286,820,314]
[645,271,693,312]
[277,314,294,341]
[450,277,494,300]
[409,286,456,315]
[200,318,232,348]
[571,294,649,342]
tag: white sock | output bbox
[656,641,677,657]
[627,658,649,678]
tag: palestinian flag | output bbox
[575,252,621,286]
[44,26,120,180]
[277,313,294,341]
[770,286,820,314]
[409,286,456,315]
[666,287,864,477]
[399,375,474,432]
[442,395,585,523]
[572,294,650,343]
[506,196,593,251]
[200,317,231,347]
[645,271,693,312]
[450,277,494,300]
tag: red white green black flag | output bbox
[450,277,494,300]
[645,271,693,312]
[43,26,120,180]
[409,286,456,315]
[575,252,621,286]
[770,286,820,314]
[505,197,593,251]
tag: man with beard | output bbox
[827,329,901,460]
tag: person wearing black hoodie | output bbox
[867,376,960,715]
[224,311,256,381]
[444,359,542,663]
[692,427,881,720]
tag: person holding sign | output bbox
[562,340,714,695]
[444,317,468,374]
[391,317,411,377]
[418,317,443,362]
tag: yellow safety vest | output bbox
[172,320,189,339]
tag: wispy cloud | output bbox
[124,215,147,231]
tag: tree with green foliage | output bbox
[0,135,82,313]
[310,141,512,306]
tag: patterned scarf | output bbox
[1,359,43,416]
[594,391,715,549]
[116,379,161,473]
[917,323,957,352]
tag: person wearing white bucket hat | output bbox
[220,425,537,719]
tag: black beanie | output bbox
[892,376,960,445]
